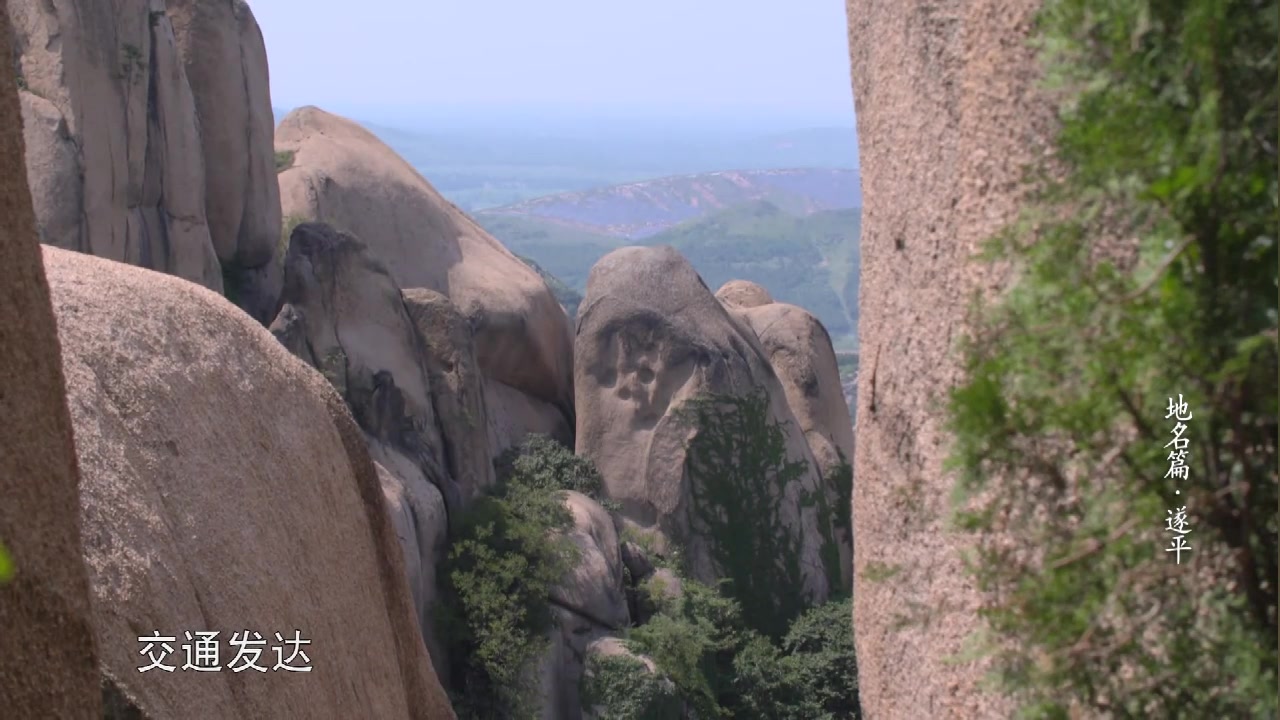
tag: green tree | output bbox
[946,1,1276,717]
[441,434,608,718]
[676,391,827,640]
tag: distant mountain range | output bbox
[477,168,860,238]
[480,172,862,350]
[273,106,859,210]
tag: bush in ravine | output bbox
[441,434,606,718]
[604,571,861,719]
[946,0,1276,717]
[580,654,683,720]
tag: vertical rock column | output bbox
[0,3,101,714]
[845,0,1055,716]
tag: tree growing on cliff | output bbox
[676,391,846,639]
[440,434,608,718]
[947,0,1276,717]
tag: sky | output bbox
[252,0,855,132]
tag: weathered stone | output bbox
[44,245,455,718]
[9,0,222,291]
[574,245,831,608]
[168,0,283,323]
[403,288,497,499]
[845,0,1054,715]
[275,106,574,417]
[714,279,775,309]
[0,13,101,713]
[731,301,855,592]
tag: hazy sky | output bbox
[253,0,855,129]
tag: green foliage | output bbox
[648,202,860,342]
[119,44,146,85]
[734,598,861,720]
[622,570,861,719]
[274,150,296,174]
[441,434,605,719]
[812,451,854,596]
[479,200,862,350]
[580,653,683,720]
[0,540,13,584]
[946,0,1277,716]
[675,391,816,640]
[493,432,604,498]
[629,579,747,718]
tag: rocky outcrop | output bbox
[274,107,575,427]
[44,245,455,718]
[485,379,575,458]
[714,279,774,309]
[727,298,855,592]
[271,223,457,507]
[538,491,632,720]
[9,0,222,290]
[377,459,449,680]
[845,0,1053,715]
[552,492,630,631]
[403,288,497,500]
[574,245,831,606]
[0,16,100,713]
[8,0,285,323]
[168,0,283,323]
[270,222,472,674]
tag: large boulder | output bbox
[274,107,575,420]
[270,222,467,674]
[846,0,1053,715]
[270,222,458,509]
[714,279,775,309]
[8,0,222,291]
[168,0,284,323]
[0,17,100,713]
[727,299,855,592]
[551,492,630,632]
[44,246,455,718]
[574,245,832,611]
[535,491,631,720]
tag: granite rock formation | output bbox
[44,245,455,718]
[845,0,1054,715]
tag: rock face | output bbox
[8,0,284,323]
[9,0,222,291]
[274,107,575,428]
[0,16,101,714]
[845,0,1053,716]
[574,245,831,605]
[538,491,632,720]
[726,298,855,592]
[44,246,455,719]
[377,460,449,679]
[403,288,498,499]
[270,222,476,674]
[167,0,284,323]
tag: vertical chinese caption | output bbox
[1164,394,1193,564]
